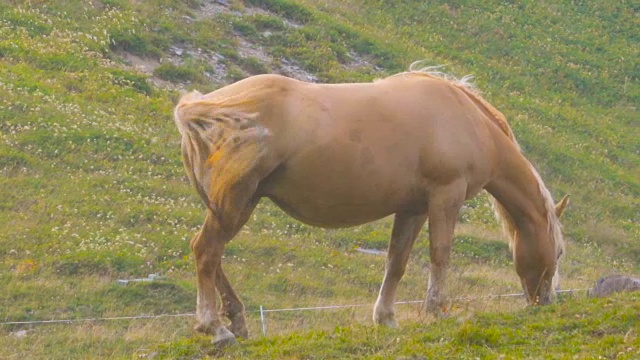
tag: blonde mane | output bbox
[489,164,565,290]
[407,62,519,148]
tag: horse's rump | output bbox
[175,94,271,225]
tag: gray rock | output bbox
[590,275,640,297]
[171,46,184,56]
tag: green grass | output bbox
[0,0,638,358]
[151,292,640,359]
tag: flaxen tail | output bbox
[174,92,271,227]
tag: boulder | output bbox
[590,275,640,297]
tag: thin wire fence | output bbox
[0,288,589,331]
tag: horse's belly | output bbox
[266,192,397,228]
[261,141,421,228]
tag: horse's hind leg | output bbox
[191,210,236,345]
[191,186,260,346]
[215,197,260,340]
[216,266,247,339]
[178,107,275,345]
[374,212,428,327]
[426,180,466,314]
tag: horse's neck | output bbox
[486,144,564,299]
[486,148,551,242]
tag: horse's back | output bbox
[252,74,500,226]
[305,74,498,179]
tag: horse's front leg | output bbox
[374,212,428,327]
[191,211,237,346]
[426,180,466,314]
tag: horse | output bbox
[173,66,569,346]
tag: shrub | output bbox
[239,56,271,75]
[110,69,154,95]
[245,0,314,24]
[153,63,202,83]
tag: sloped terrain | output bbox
[0,0,637,358]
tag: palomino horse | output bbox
[174,67,569,346]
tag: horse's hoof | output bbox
[194,323,212,334]
[425,299,450,317]
[375,316,398,328]
[381,319,399,328]
[212,327,238,349]
[229,323,249,339]
[373,312,398,328]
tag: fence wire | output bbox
[0,288,589,327]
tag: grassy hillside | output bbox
[160,292,640,359]
[0,0,638,358]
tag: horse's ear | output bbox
[555,195,569,217]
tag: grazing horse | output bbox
[174,67,569,346]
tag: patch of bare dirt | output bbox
[198,0,318,82]
[198,0,238,19]
[114,0,378,90]
[116,50,160,74]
